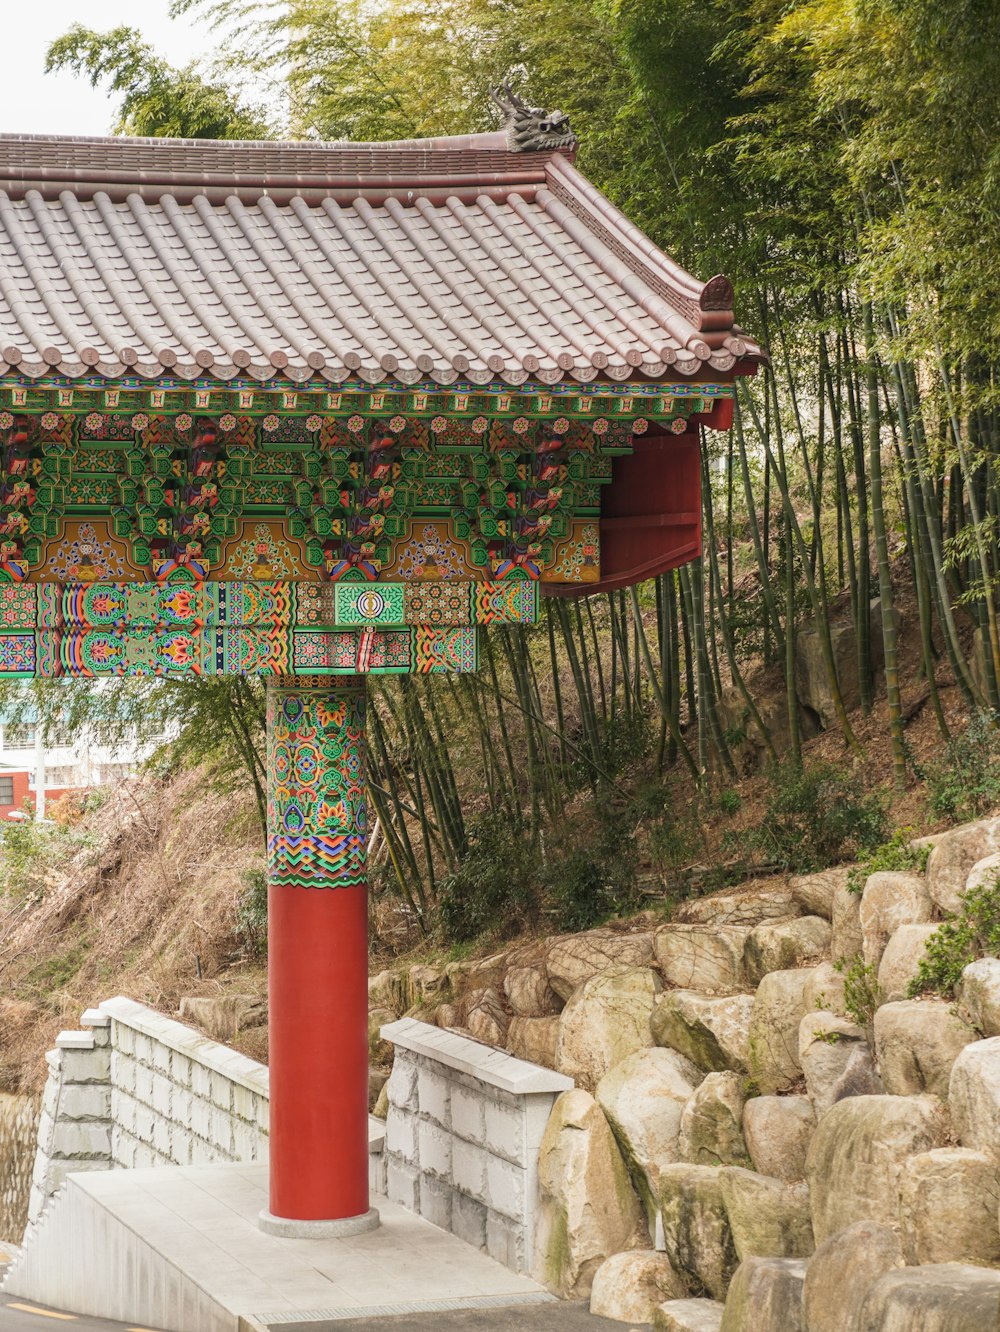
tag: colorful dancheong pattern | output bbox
[267,680,367,890]
[0,579,536,676]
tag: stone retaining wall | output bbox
[381,1017,572,1275]
[28,996,386,1227]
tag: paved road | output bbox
[268,1307,636,1332]
[0,1293,164,1331]
[0,1293,639,1331]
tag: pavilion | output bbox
[0,97,762,1234]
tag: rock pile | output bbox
[370,815,1000,1330]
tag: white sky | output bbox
[0,3,227,137]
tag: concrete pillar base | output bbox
[257,1207,380,1239]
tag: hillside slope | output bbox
[0,769,265,1091]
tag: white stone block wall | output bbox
[28,1012,114,1224]
[28,995,387,1228]
[103,996,269,1172]
[381,1017,572,1274]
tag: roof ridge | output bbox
[0,130,514,152]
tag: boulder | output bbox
[717,1168,813,1261]
[956,956,1000,1036]
[795,612,878,729]
[746,968,812,1094]
[545,929,656,1002]
[743,917,831,986]
[463,987,508,1046]
[678,1073,747,1168]
[504,963,562,1017]
[965,849,1000,897]
[873,1000,975,1097]
[877,924,938,1002]
[719,1256,807,1332]
[898,1148,1000,1266]
[555,965,661,1091]
[653,1300,724,1332]
[798,1010,868,1115]
[806,1094,950,1244]
[651,992,753,1073]
[444,951,508,995]
[828,1045,884,1104]
[596,1047,702,1218]
[831,883,864,966]
[655,925,750,994]
[589,1250,687,1323]
[802,960,850,1018]
[675,885,799,928]
[789,867,849,920]
[534,1088,646,1297]
[178,994,266,1042]
[367,1005,397,1063]
[801,1221,904,1332]
[742,1096,814,1182]
[506,1015,560,1069]
[368,969,405,1012]
[949,1036,1000,1157]
[659,1164,737,1302]
[858,1264,1000,1331]
[407,963,448,1007]
[926,816,1000,915]
[434,1002,459,1028]
[859,871,933,968]
[371,1079,389,1120]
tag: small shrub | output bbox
[908,876,1000,999]
[234,867,268,961]
[846,827,931,895]
[920,711,1000,822]
[83,785,111,814]
[637,782,701,877]
[437,812,537,943]
[0,817,93,903]
[835,955,883,1034]
[543,819,640,932]
[747,761,887,873]
[715,788,742,816]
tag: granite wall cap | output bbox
[382,1018,573,1095]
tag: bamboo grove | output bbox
[12,0,1000,928]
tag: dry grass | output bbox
[0,1092,39,1241]
[0,768,267,1092]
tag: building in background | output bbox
[0,703,166,821]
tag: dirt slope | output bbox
[0,769,265,1091]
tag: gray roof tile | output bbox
[0,132,762,384]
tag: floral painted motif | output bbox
[267,681,367,889]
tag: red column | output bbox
[260,676,377,1234]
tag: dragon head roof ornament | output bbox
[490,84,577,153]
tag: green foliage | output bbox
[846,827,931,895]
[919,712,1000,823]
[0,817,93,904]
[438,802,640,942]
[908,878,1000,1001]
[715,789,742,817]
[38,0,1000,930]
[46,25,273,138]
[542,819,640,932]
[437,812,537,943]
[835,956,884,1033]
[234,867,268,962]
[746,762,888,874]
[22,934,95,997]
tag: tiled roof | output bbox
[0,132,762,388]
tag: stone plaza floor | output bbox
[2,1163,558,1330]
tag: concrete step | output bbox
[0,1162,552,1332]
